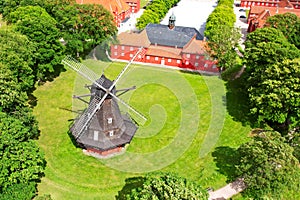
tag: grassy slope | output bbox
[34,60,250,199]
[140,0,148,8]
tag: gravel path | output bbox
[208,178,246,200]
[160,0,218,35]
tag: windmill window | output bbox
[155,57,158,61]
[121,53,125,56]
[186,54,190,58]
[138,55,141,58]
[168,59,172,63]
[177,60,180,64]
[107,118,113,124]
[196,55,200,59]
[114,45,118,49]
[109,130,114,137]
[185,61,189,65]
[130,54,133,58]
[114,52,118,56]
[121,46,125,50]
[93,131,99,141]
[130,47,134,51]
[213,64,217,68]
[195,62,199,67]
[146,56,150,60]
[204,63,208,68]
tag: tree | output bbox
[243,28,300,132]
[207,25,241,70]
[266,13,300,49]
[246,59,300,132]
[7,6,65,81]
[286,128,300,161]
[135,0,179,30]
[1,0,74,18]
[120,173,208,200]
[136,9,160,30]
[0,27,35,91]
[54,3,117,57]
[244,28,300,69]
[0,112,45,191]
[205,5,236,39]
[0,182,37,200]
[0,63,28,111]
[235,131,300,198]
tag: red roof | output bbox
[76,0,130,14]
[251,6,300,15]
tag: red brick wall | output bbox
[110,44,219,73]
[87,147,123,156]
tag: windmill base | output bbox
[83,146,125,159]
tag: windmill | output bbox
[61,48,146,156]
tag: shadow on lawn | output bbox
[212,146,239,183]
[115,176,145,200]
[225,77,256,128]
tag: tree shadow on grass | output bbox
[115,176,145,200]
[212,146,239,183]
[225,77,256,127]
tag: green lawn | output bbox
[140,0,149,8]
[34,60,251,199]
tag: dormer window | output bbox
[107,118,113,124]
[109,130,114,137]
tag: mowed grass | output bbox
[34,60,251,199]
[140,0,149,8]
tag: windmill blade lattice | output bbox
[62,49,146,138]
[70,95,103,139]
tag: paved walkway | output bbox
[208,178,246,200]
[161,0,217,35]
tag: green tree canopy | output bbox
[0,27,35,91]
[1,0,74,18]
[207,25,241,70]
[243,28,300,131]
[7,5,65,81]
[54,3,117,57]
[0,63,27,112]
[205,5,236,39]
[135,0,179,30]
[247,59,300,131]
[0,182,37,200]
[236,131,300,198]
[244,28,300,69]
[0,112,45,191]
[122,173,208,200]
[266,13,300,49]
[136,9,160,30]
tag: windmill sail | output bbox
[62,47,146,140]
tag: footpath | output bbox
[208,178,246,200]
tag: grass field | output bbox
[140,0,149,8]
[33,60,251,199]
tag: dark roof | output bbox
[91,75,116,100]
[145,23,204,48]
[76,99,137,151]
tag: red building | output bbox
[241,0,300,9]
[76,0,140,27]
[125,0,140,13]
[110,15,218,73]
[247,5,300,32]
